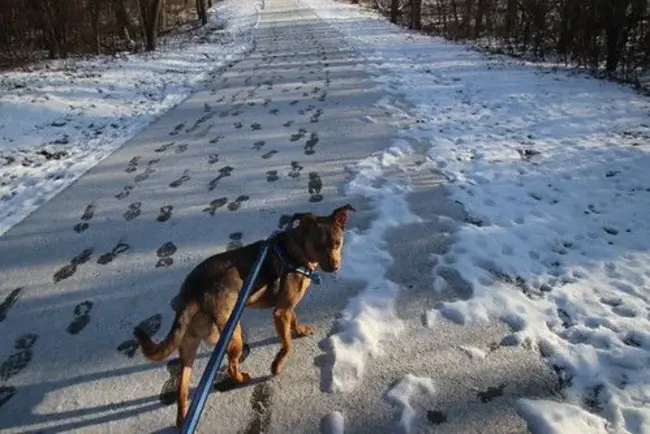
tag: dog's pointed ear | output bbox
[330,204,356,228]
[289,212,317,229]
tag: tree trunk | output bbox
[139,0,164,51]
[196,0,208,25]
[475,0,486,37]
[114,0,137,46]
[391,0,398,23]
[90,0,101,54]
[410,0,421,30]
[159,0,166,33]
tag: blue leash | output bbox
[180,237,271,434]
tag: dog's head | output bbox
[289,204,356,272]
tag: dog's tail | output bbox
[134,301,199,362]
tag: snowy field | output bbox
[0,0,261,236]
[304,0,650,432]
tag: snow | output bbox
[323,140,420,393]
[383,374,436,434]
[0,0,261,236]
[306,0,650,431]
[458,345,487,361]
[517,399,610,434]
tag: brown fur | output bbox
[134,204,355,427]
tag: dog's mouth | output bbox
[320,263,339,273]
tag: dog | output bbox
[134,204,355,427]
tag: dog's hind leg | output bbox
[176,335,200,428]
[225,322,250,383]
[204,324,219,346]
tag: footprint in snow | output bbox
[0,333,38,382]
[66,301,93,335]
[157,205,173,222]
[154,142,174,153]
[169,170,190,188]
[227,195,249,211]
[208,166,234,191]
[0,288,22,323]
[53,248,93,283]
[170,123,185,136]
[288,161,303,178]
[0,385,16,409]
[234,122,243,129]
[251,123,262,131]
[277,214,293,229]
[426,410,448,425]
[477,384,506,403]
[73,203,95,233]
[227,232,243,251]
[97,242,130,265]
[115,185,133,200]
[175,143,188,154]
[291,128,308,142]
[117,314,162,358]
[134,167,155,183]
[252,140,265,151]
[308,172,323,203]
[125,156,140,173]
[123,202,142,221]
[304,133,319,155]
[156,242,177,268]
[267,170,279,182]
[262,150,277,159]
[203,197,228,216]
[310,109,323,123]
[208,153,220,164]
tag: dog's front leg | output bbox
[290,310,314,337]
[271,307,293,375]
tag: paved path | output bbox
[0,0,556,432]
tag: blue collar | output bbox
[272,240,322,285]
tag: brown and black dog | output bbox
[134,204,355,427]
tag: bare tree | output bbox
[391,0,399,23]
[138,0,164,51]
[410,0,421,30]
[196,0,208,25]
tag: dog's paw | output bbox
[271,358,285,376]
[295,324,314,337]
[239,371,251,383]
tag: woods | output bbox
[0,0,214,68]
[2,0,650,86]
[380,0,650,85]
